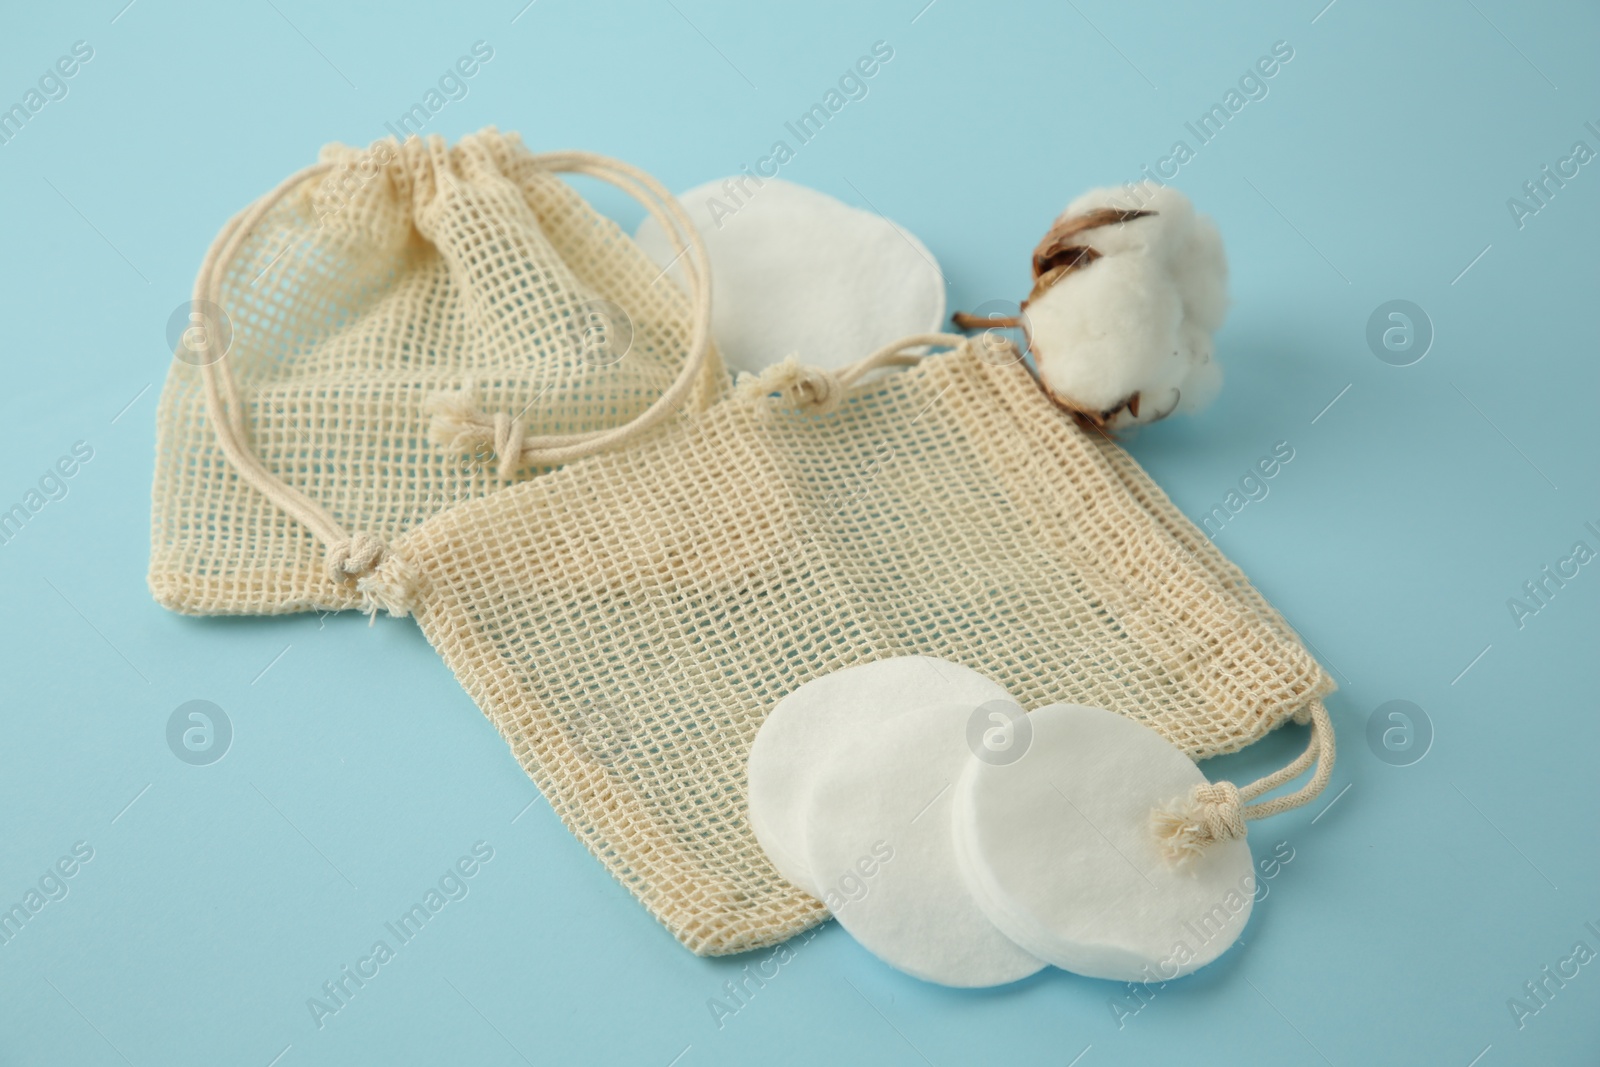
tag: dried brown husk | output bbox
[979,206,1160,430]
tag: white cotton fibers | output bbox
[1021,185,1228,429]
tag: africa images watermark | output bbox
[700,40,896,230]
[1505,917,1600,1031]
[299,39,498,236]
[0,40,95,148]
[817,840,895,914]
[380,39,495,143]
[705,923,826,1031]
[703,844,895,1030]
[1200,441,1296,539]
[0,440,96,549]
[1109,840,1297,1029]
[0,842,96,949]
[1505,519,1600,630]
[305,841,496,1030]
[1100,39,1296,210]
[1506,118,1600,230]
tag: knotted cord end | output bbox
[423,385,526,478]
[1150,780,1246,866]
[735,355,845,415]
[325,532,386,583]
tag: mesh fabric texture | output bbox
[150,128,723,615]
[376,343,1336,955]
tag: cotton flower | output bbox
[959,186,1228,430]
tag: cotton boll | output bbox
[991,185,1229,429]
[1103,187,1228,334]
[1027,252,1184,419]
[1171,214,1229,335]
[1175,322,1223,413]
[1058,185,1195,259]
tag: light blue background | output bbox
[1,1,1596,1064]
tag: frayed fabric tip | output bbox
[422,382,485,448]
[423,382,527,478]
[356,550,419,621]
[1150,780,1246,866]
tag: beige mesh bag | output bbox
[150,129,724,615]
[166,149,1337,953]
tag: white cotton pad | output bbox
[633,178,945,374]
[954,703,1255,982]
[746,656,1012,896]
[801,703,1046,988]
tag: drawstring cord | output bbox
[1150,701,1336,863]
[190,146,715,601]
[731,337,1339,862]
[723,331,1338,862]
[733,333,973,415]
[421,150,718,474]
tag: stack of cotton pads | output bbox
[746,656,1256,987]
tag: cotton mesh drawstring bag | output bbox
[168,149,1338,952]
[150,129,724,615]
[180,283,1337,954]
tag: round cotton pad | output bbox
[802,704,1046,988]
[634,178,945,374]
[746,656,1012,896]
[955,703,1256,982]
